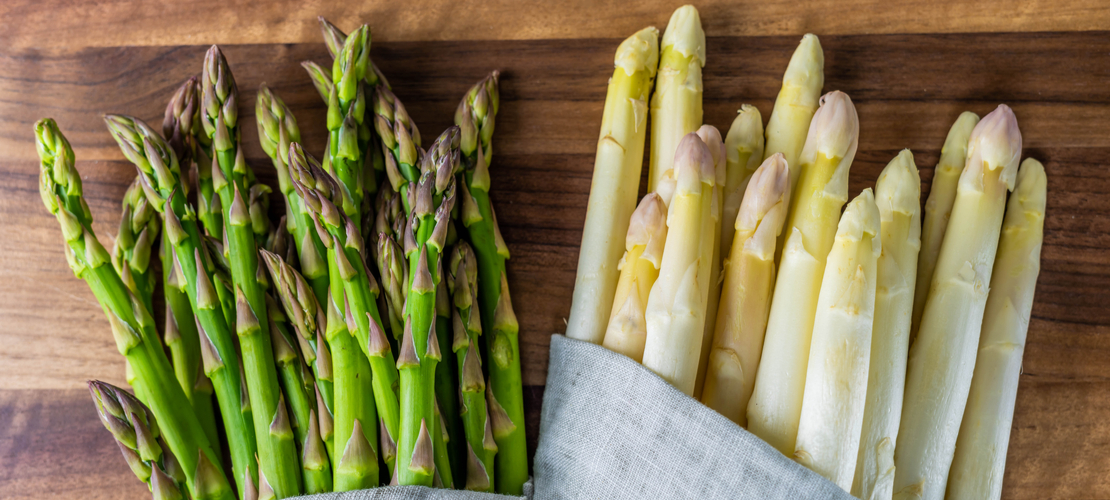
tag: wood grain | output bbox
[3,0,1110,48]
[0,19,1108,500]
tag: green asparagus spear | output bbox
[455,73,527,494]
[39,118,232,500]
[435,263,464,487]
[325,25,371,223]
[448,242,497,491]
[374,86,422,213]
[163,78,222,452]
[103,114,255,499]
[200,45,302,497]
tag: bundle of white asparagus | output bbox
[566,5,1046,499]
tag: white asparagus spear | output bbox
[946,158,1046,500]
[912,111,980,337]
[764,34,824,190]
[721,105,766,261]
[852,150,921,500]
[747,91,859,456]
[694,125,726,397]
[642,133,715,395]
[795,189,882,491]
[647,5,705,195]
[894,105,1022,500]
[565,27,659,344]
[701,153,790,425]
[602,193,669,362]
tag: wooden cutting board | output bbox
[2,1,1109,498]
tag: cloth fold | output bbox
[533,334,852,500]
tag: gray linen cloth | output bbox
[295,334,850,499]
[532,334,853,500]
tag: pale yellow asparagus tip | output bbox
[661,5,706,65]
[964,104,1023,191]
[946,157,1045,500]
[794,188,881,491]
[602,193,669,362]
[696,124,726,189]
[701,153,789,425]
[800,91,859,173]
[616,27,662,77]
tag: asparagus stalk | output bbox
[162,79,222,452]
[328,288,380,491]
[454,75,529,494]
[795,189,882,491]
[289,145,399,477]
[747,91,859,456]
[601,193,668,362]
[89,381,189,500]
[165,76,222,239]
[701,153,789,425]
[852,150,921,499]
[693,124,726,398]
[375,85,422,214]
[565,27,659,345]
[393,129,460,487]
[912,111,980,337]
[641,133,716,395]
[894,105,1022,500]
[40,118,233,500]
[201,46,302,497]
[763,34,824,192]
[103,114,255,499]
[435,268,465,486]
[449,242,498,490]
[947,158,1046,500]
[374,186,409,336]
[721,104,766,260]
[266,294,333,493]
[647,5,705,194]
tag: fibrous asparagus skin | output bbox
[763,34,824,195]
[794,189,881,491]
[852,150,920,499]
[642,133,716,395]
[947,158,1045,500]
[894,105,1022,500]
[564,27,658,346]
[721,104,766,261]
[747,91,859,456]
[912,111,980,338]
[201,45,302,498]
[288,145,399,477]
[648,5,705,194]
[449,242,497,491]
[701,153,789,426]
[454,73,529,494]
[40,118,233,500]
[602,193,668,363]
[103,114,254,499]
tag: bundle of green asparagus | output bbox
[36,16,526,499]
[572,4,1045,499]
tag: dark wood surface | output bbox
[1,4,1109,498]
